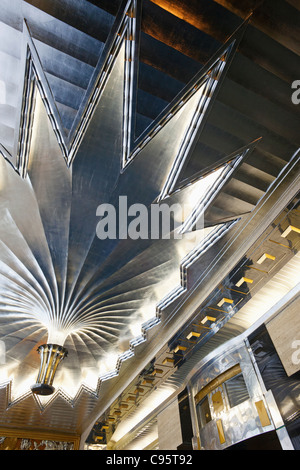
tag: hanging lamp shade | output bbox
[31,344,68,396]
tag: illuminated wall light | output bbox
[174,345,187,353]
[114,410,122,416]
[216,419,226,444]
[162,357,174,365]
[257,253,276,264]
[255,400,271,427]
[281,225,300,238]
[142,378,154,385]
[212,391,224,414]
[101,425,109,431]
[201,316,216,324]
[217,298,233,307]
[127,395,136,402]
[134,387,144,394]
[120,403,129,409]
[186,331,201,340]
[151,368,163,376]
[31,344,68,396]
[235,277,254,287]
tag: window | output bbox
[211,388,224,415]
[224,373,249,408]
[197,396,211,427]
[195,366,250,431]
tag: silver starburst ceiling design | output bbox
[0,0,273,412]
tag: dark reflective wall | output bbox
[249,325,300,450]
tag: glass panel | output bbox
[224,373,249,408]
[197,396,211,427]
[211,389,224,414]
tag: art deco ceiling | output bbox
[0,0,299,444]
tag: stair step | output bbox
[0,121,14,150]
[55,102,79,133]
[140,31,200,85]
[135,113,153,139]
[45,72,86,113]
[33,38,96,90]
[219,77,300,148]
[23,0,115,44]
[233,162,275,192]
[142,0,221,66]
[0,77,19,109]
[0,21,22,60]
[138,61,184,105]
[223,177,265,207]
[0,1,107,67]
[136,88,169,123]
[209,192,255,218]
[0,51,21,86]
[86,0,123,16]
[26,12,104,68]
[246,148,289,177]
[203,100,298,163]
[0,104,17,128]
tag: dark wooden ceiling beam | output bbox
[213,0,300,56]
[142,1,223,64]
[148,0,241,43]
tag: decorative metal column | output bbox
[31,344,68,395]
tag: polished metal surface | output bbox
[31,344,68,396]
[86,195,300,449]
[0,0,299,443]
[190,343,275,450]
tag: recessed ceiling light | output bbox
[235,277,254,287]
[281,225,300,238]
[217,297,233,307]
[257,253,276,264]
[201,316,216,324]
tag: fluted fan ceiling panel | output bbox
[0,22,238,398]
[0,0,299,436]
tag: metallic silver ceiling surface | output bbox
[87,187,300,448]
[0,0,299,443]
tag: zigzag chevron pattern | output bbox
[0,0,267,422]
